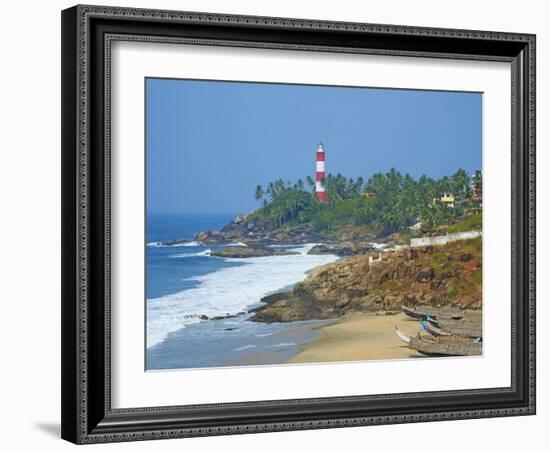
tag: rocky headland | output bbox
[249,238,482,323]
[306,242,381,256]
[194,214,330,246]
[210,247,299,258]
[157,214,395,257]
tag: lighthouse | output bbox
[315,142,329,202]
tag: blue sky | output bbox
[146,78,482,215]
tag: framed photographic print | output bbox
[61,5,536,444]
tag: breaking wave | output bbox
[169,250,211,258]
[146,243,337,348]
[147,240,200,247]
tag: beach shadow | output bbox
[35,422,60,438]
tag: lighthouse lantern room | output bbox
[315,142,329,202]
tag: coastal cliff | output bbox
[249,238,482,323]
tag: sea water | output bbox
[146,214,338,370]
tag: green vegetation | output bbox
[447,212,482,233]
[430,251,456,278]
[431,252,449,265]
[250,168,481,237]
[467,236,483,252]
[471,271,482,285]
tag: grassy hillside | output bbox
[447,212,482,233]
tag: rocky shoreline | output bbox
[159,239,382,258]
[209,247,299,258]
[155,214,482,326]
[155,212,394,250]
[249,238,482,323]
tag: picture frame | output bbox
[61,4,536,444]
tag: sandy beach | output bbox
[285,312,424,364]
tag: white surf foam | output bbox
[180,241,201,247]
[222,242,247,247]
[148,241,247,248]
[254,331,276,338]
[147,240,201,247]
[266,342,296,348]
[268,244,304,248]
[146,243,337,348]
[169,249,211,258]
[233,344,257,352]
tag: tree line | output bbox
[251,168,480,236]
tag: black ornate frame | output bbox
[61,4,536,444]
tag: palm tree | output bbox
[266,182,275,200]
[305,175,315,194]
[254,185,264,202]
[275,179,286,195]
[450,169,471,200]
[354,176,364,194]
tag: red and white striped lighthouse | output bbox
[315,142,329,202]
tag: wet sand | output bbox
[225,322,327,367]
[285,312,423,364]
[224,312,424,368]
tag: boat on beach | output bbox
[402,304,465,321]
[395,303,483,356]
[428,317,482,338]
[408,334,482,357]
[394,325,411,344]
[420,320,451,337]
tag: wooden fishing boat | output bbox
[433,318,482,338]
[420,320,451,337]
[402,304,465,321]
[409,335,482,357]
[394,326,411,344]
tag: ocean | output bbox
[146,213,338,370]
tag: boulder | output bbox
[416,268,435,283]
[211,247,273,258]
[307,244,334,255]
[460,253,473,262]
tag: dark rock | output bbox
[460,253,473,262]
[307,244,333,255]
[307,242,373,256]
[336,298,352,308]
[211,246,300,258]
[416,268,435,283]
[273,249,300,255]
[159,239,193,246]
[211,247,272,258]
[210,313,242,320]
[259,291,295,305]
[380,270,395,283]
[249,298,344,323]
[348,288,368,298]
